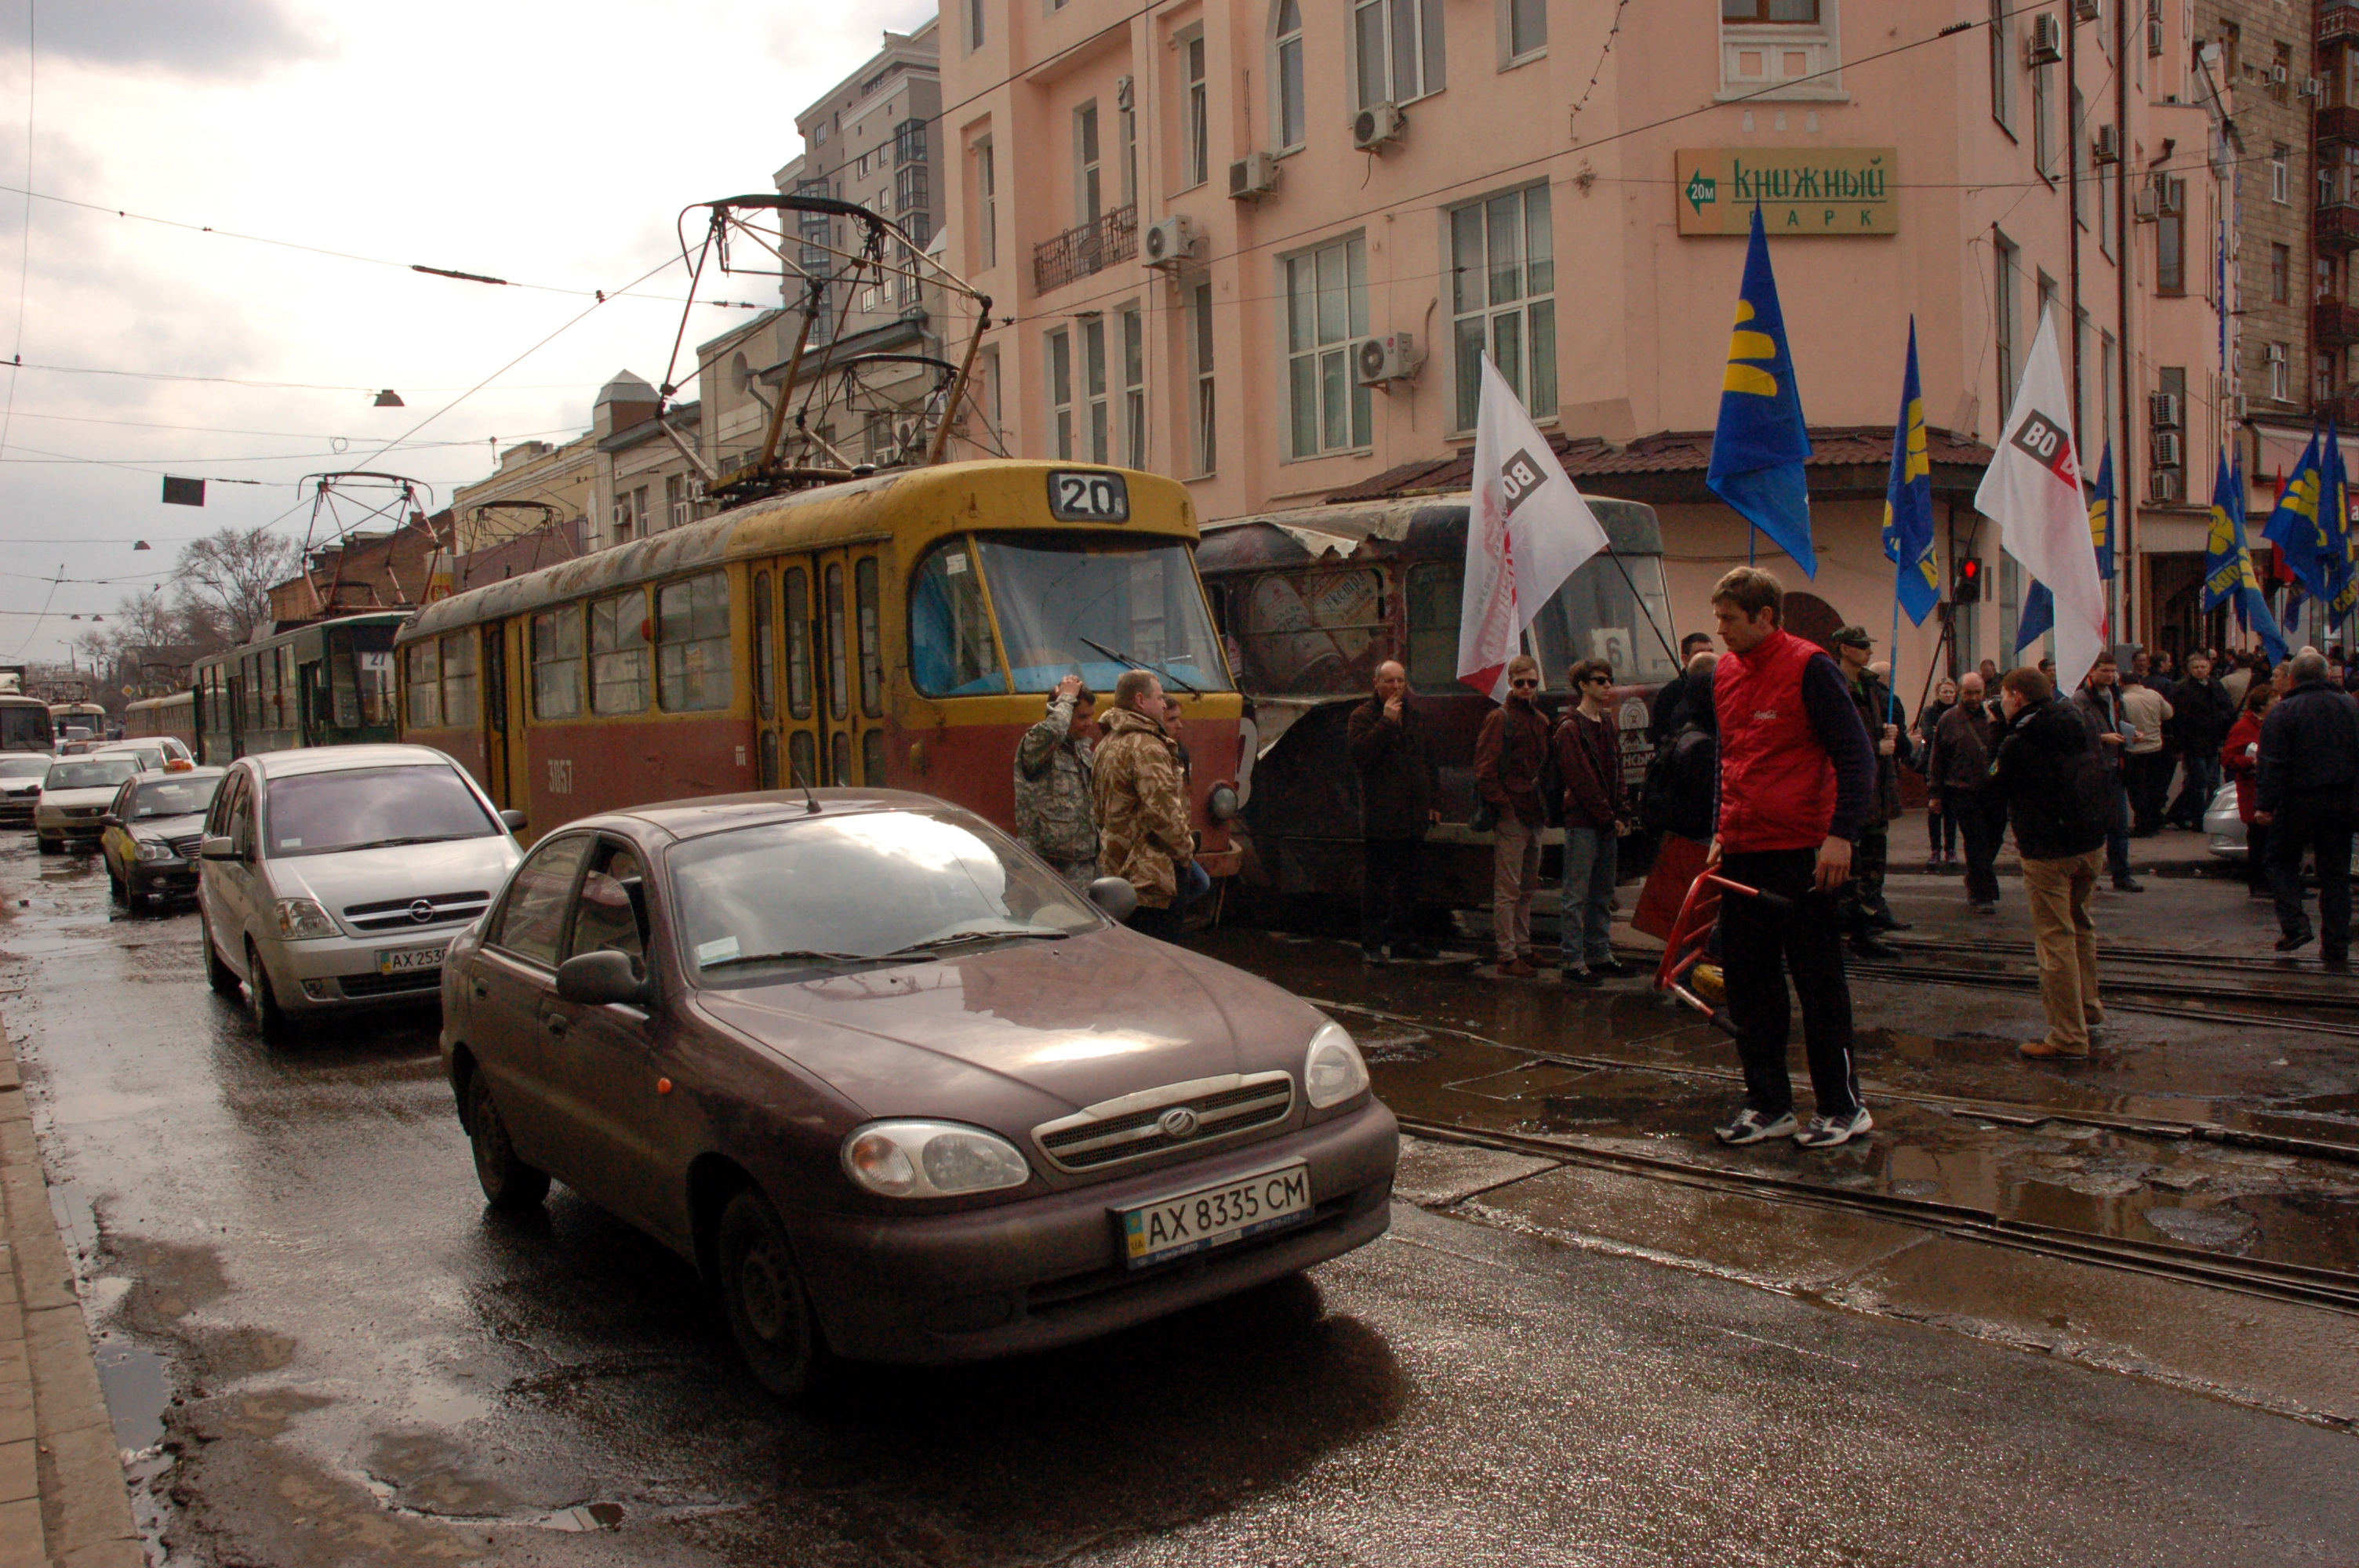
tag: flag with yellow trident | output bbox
[1880,318,1939,626]
[1707,205,1816,575]
[2261,426,2332,601]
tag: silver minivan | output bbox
[198,744,525,1035]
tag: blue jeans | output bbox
[1558,826,1619,969]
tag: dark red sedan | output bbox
[440,789,1398,1396]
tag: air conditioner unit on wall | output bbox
[2132,185,2159,221]
[2028,14,2064,66]
[1353,102,1406,151]
[2152,430,2185,469]
[1354,332,1424,387]
[2092,125,2121,165]
[2270,62,2291,85]
[1143,215,1198,268]
[2072,0,2099,19]
[1229,151,1280,200]
[2148,468,2181,503]
[2150,391,2183,428]
[2303,76,2327,99]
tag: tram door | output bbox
[761,546,887,793]
[480,619,529,810]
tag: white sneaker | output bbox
[1714,1108,1798,1145]
[1794,1107,1874,1150]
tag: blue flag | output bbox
[2017,445,2108,655]
[1707,206,1815,575]
[1880,319,1939,625]
[2328,427,2358,629]
[2262,427,2331,601]
[2284,582,2307,635]
[2237,448,2292,664]
[2203,448,2242,614]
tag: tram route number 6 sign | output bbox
[1047,470,1130,523]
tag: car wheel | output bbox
[105,865,125,905]
[35,836,57,855]
[243,940,292,1039]
[466,1073,550,1210]
[204,931,242,996]
[718,1188,824,1400]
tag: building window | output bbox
[1192,281,1218,475]
[1507,0,1547,60]
[2099,329,2115,459]
[590,590,650,715]
[2274,243,2292,304]
[2268,342,2290,401]
[1355,0,1445,110]
[1994,228,2019,407]
[894,164,930,246]
[976,138,997,269]
[1084,315,1111,463]
[1122,306,1147,466]
[1118,83,1139,207]
[1451,185,1556,430]
[1989,0,2013,132]
[1183,32,1211,189]
[1047,327,1074,459]
[1275,0,1306,150]
[1721,0,1820,17]
[2154,176,2186,295]
[531,605,583,720]
[966,0,983,50]
[2032,59,2054,178]
[665,474,687,530]
[1076,101,1102,223]
[1286,234,1372,457]
[2272,143,2290,203]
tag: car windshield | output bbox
[129,775,221,820]
[670,808,1103,985]
[973,535,1233,693]
[263,764,496,857]
[0,756,49,779]
[47,758,139,790]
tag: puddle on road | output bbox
[92,1330,171,1454]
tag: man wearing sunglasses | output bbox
[1474,654,1553,976]
[1553,659,1635,984]
[1707,567,1880,1151]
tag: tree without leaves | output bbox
[172,526,300,648]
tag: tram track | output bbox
[1840,956,2359,1038]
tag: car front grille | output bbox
[336,971,444,1000]
[343,890,493,933]
[165,833,204,859]
[1032,1072,1296,1174]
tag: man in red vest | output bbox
[1706,567,1879,1150]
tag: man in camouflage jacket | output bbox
[1092,670,1196,937]
[1015,674,1098,890]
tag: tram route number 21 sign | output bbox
[1047,470,1131,523]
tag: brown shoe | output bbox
[2083,1007,2105,1026]
[1494,957,1539,979]
[2019,1039,2090,1059]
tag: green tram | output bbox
[193,611,405,763]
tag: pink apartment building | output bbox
[932,0,2251,672]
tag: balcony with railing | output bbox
[2321,103,2359,148]
[2319,300,2359,345]
[2322,199,2359,252]
[2324,0,2359,45]
[1033,205,1136,295]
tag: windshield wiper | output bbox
[332,833,482,851]
[1077,636,1202,696]
[883,926,1071,956]
[700,948,941,972]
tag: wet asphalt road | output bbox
[4,837,2358,1566]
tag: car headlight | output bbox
[135,839,171,862]
[271,898,340,940]
[1303,1020,1370,1109]
[1207,782,1240,822]
[841,1120,1032,1198]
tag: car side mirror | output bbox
[100,814,120,828]
[499,808,528,833]
[556,950,648,1007]
[1087,875,1139,922]
[198,836,241,862]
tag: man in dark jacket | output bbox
[1347,659,1441,965]
[1475,654,1552,978]
[1647,632,1718,743]
[1928,671,2004,910]
[1645,652,1719,842]
[1552,657,1633,984]
[1831,625,1906,954]
[2164,652,2236,831]
[1991,667,2110,1058]
[2255,650,2359,963]
[2070,654,2142,891]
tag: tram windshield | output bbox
[1,705,51,752]
[1525,552,1682,689]
[911,534,1232,696]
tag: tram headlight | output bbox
[1207,782,1239,822]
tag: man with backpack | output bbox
[1990,666,2112,1058]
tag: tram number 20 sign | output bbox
[1047,470,1131,523]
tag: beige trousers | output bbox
[1492,815,1542,961]
[2020,849,2103,1050]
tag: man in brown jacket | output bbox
[1552,658,1632,984]
[1092,669,1197,939]
[1474,654,1552,977]
[1927,672,2004,911]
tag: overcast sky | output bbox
[0,0,932,662]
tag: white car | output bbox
[93,737,194,771]
[0,753,50,827]
[35,753,146,852]
[2205,781,2247,860]
[198,745,526,1036]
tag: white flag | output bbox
[1457,355,1612,698]
[1975,309,2106,691]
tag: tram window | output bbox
[532,607,583,720]
[830,729,852,786]
[971,535,1232,693]
[823,564,849,722]
[591,591,651,715]
[1406,562,1464,694]
[656,572,731,713]
[1236,567,1386,697]
[753,571,776,721]
[1525,554,1680,688]
[854,557,883,717]
[788,730,817,791]
[759,729,780,789]
[908,541,1008,696]
[783,567,813,720]
[861,727,885,787]
[407,642,442,729]
[441,633,480,730]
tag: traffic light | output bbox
[1953,555,1985,604]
